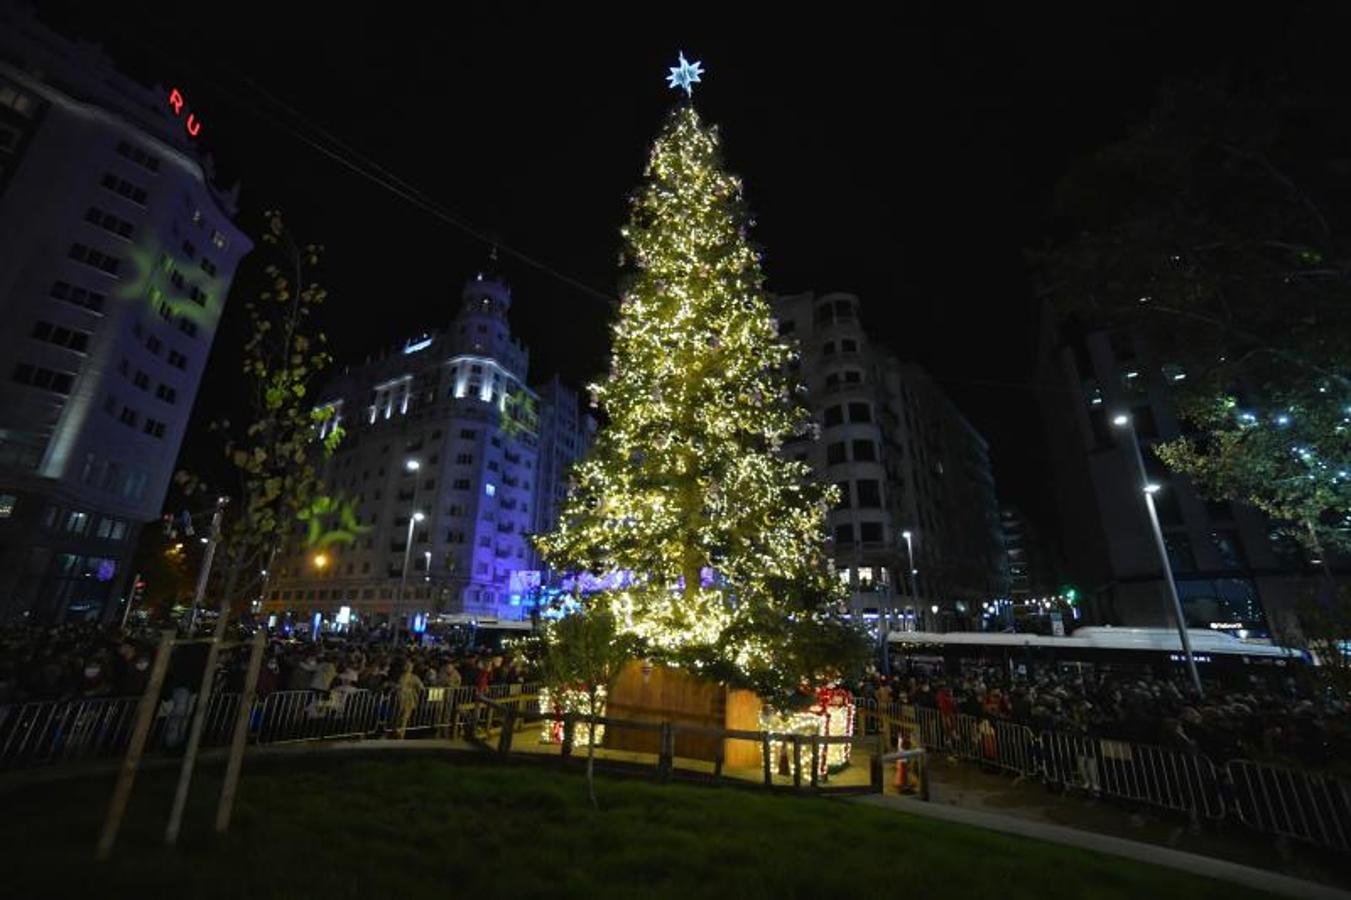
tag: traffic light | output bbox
[1064,587,1078,604]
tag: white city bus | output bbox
[887,627,1305,683]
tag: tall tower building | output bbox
[0,5,252,621]
[1037,311,1325,636]
[775,291,1008,629]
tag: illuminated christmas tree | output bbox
[537,60,862,703]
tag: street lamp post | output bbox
[392,458,421,643]
[902,530,920,632]
[396,511,424,641]
[1112,413,1203,697]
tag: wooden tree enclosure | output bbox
[605,660,762,766]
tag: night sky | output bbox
[36,3,1337,543]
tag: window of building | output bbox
[68,242,121,275]
[833,523,854,545]
[157,298,173,322]
[115,139,160,172]
[12,363,74,395]
[1164,533,1196,572]
[851,439,876,461]
[826,442,847,465]
[133,370,149,390]
[834,481,850,509]
[98,172,148,206]
[860,521,883,543]
[822,341,836,357]
[155,383,176,404]
[118,406,138,427]
[855,479,882,508]
[84,206,135,240]
[143,418,166,439]
[31,321,91,353]
[168,350,188,369]
[49,281,106,313]
[825,373,840,388]
[453,479,470,490]
[847,402,872,423]
[178,318,198,338]
[145,335,162,355]
[456,453,473,465]
[0,494,15,518]
[485,483,496,497]
[823,405,844,427]
[65,510,89,534]
[841,338,858,353]
[1211,530,1246,570]
[843,370,862,384]
[777,319,796,335]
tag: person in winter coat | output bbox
[394,663,425,739]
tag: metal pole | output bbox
[903,532,920,631]
[392,468,419,643]
[215,629,265,833]
[96,629,175,860]
[120,572,141,631]
[187,497,227,634]
[395,513,416,643]
[1120,419,1203,697]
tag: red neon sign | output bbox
[167,86,202,139]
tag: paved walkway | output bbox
[852,793,1351,900]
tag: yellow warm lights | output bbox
[534,104,847,696]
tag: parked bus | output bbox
[887,627,1305,684]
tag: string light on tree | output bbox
[535,59,865,705]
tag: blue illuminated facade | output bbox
[267,274,588,624]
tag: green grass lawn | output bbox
[1,751,1274,900]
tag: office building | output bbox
[0,4,251,620]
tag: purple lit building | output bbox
[0,4,252,621]
[267,274,590,625]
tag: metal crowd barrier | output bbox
[1040,730,1225,820]
[5,686,1347,855]
[0,682,543,767]
[1226,759,1351,852]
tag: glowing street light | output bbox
[312,552,329,570]
[1112,411,1202,696]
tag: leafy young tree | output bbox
[177,212,359,614]
[535,104,865,706]
[1041,80,1350,566]
[540,608,634,809]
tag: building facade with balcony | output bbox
[775,291,1008,627]
[266,274,588,626]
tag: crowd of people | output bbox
[4,622,1347,770]
[860,664,1350,769]
[0,622,539,709]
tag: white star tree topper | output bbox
[666,52,704,97]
